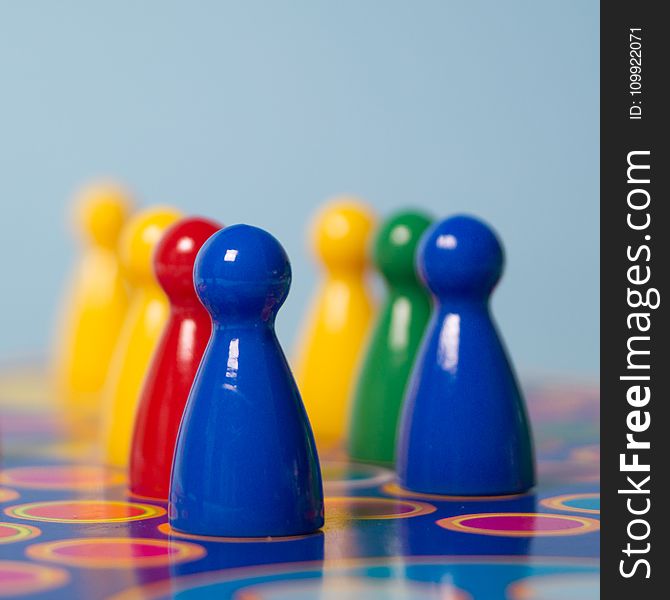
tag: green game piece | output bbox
[348,209,433,465]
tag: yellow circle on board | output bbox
[4,500,165,524]
[0,522,41,544]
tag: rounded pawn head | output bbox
[194,224,292,322]
[118,206,183,287]
[154,217,222,303]
[374,210,433,285]
[418,215,504,299]
[73,181,134,249]
[311,197,376,270]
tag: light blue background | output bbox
[0,1,599,377]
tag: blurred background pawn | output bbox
[51,182,134,431]
[348,209,432,465]
[293,198,376,453]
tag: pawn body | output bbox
[170,224,324,537]
[397,215,535,495]
[102,207,182,467]
[53,183,133,417]
[293,198,376,449]
[348,210,432,464]
[130,217,221,499]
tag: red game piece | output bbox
[129,216,222,499]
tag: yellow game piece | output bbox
[293,197,376,451]
[101,206,182,467]
[52,182,134,418]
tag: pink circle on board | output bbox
[468,515,576,532]
[0,560,69,596]
[325,497,436,520]
[59,541,175,559]
[0,522,41,544]
[437,512,600,537]
[26,537,205,569]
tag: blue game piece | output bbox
[169,224,324,537]
[396,215,535,495]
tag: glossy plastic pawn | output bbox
[101,206,182,467]
[130,217,222,499]
[396,215,535,495]
[170,224,324,537]
[348,210,433,464]
[293,198,376,450]
[52,182,134,418]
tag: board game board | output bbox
[0,363,599,599]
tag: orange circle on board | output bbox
[0,560,69,597]
[5,500,165,523]
[26,537,205,569]
[0,488,19,503]
[437,513,600,537]
[325,497,436,520]
[0,465,126,490]
[0,522,41,544]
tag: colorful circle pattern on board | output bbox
[436,513,600,537]
[324,497,436,523]
[5,500,165,524]
[0,370,600,598]
[106,557,599,600]
[0,522,41,544]
[26,538,206,569]
[0,560,69,597]
[540,494,600,515]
